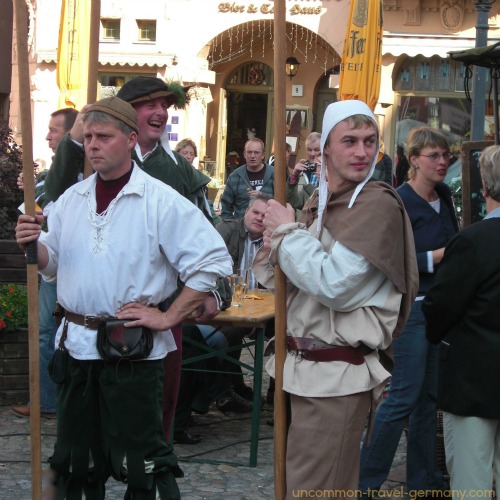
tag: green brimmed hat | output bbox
[117,76,190,109]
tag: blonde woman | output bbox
[174,138,197,165]
[360,126,459,494]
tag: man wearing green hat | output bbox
[15,96,232,499]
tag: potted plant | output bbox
[0,283,28,330]
[0,283,29,405]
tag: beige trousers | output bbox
[286,391,371,499]
[443,412,500,499]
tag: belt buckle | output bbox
[84,315,97,329]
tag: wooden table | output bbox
[182,289,275,466]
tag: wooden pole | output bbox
[13,1,42,498]
[273,1,287,498]
[83,0,101,178]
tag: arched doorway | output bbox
[225,62,274,176]
[205,20,340,180]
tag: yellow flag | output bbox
[56,0,91,110]
[338,0,383,112]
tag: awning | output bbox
[37,51,216,84]
[38,50,172,67]
[383,35,476,59]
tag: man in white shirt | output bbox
[15,96,232,499]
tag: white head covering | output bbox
[317,100,380,231]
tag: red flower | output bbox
[6,311,12,317]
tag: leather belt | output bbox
[286,336,374,364]
[64,311,115,330]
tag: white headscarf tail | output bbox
[317,100,380,232]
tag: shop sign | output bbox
[218,0,328,16]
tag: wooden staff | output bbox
[83,0,101,179]
[273,0,287,498]
[14,0,42,497]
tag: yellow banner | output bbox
[338,0,383,112]
[56,0,91,110]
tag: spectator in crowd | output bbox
[255,100,418,496]
[216,193,273,412]
[423,144,500,499]
[220,138,274,219]
[286,132,322,214]
[395,144,411,187]
[174,138,197,165]
[372,146,394,186]
[360,126,458,495]
[267,141,292,172]
[12,107,78,421]
[175,138,221,225]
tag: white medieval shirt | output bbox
[39,164,233,360]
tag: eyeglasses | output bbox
[245,150,263,155]
[419,152,453,162]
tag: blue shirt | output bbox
[397,182,459,296]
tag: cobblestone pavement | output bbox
[0,402,409,500]
[0,354,409,499]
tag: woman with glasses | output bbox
[359,126,459,494]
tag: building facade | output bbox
[7,0,500,182]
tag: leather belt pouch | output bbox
[286,336,373,364]
[97,319,153,362]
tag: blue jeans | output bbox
[197,324,228,351]
[38,279,57,413]
[359,301,448,492]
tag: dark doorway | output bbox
[226,91,268,175]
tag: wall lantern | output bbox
[285,56,300,80]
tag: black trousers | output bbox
[51,356,182,499]
[174,325,229,431]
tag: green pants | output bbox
[51,356,183,499]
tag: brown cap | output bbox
[85,97,139,133]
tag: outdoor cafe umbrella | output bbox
[338,0,383,112]
[57,0,91,110]
[57,0,100,177]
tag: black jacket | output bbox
[423,217,500,418]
